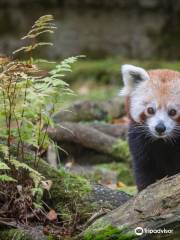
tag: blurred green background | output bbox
[1,0,180,102]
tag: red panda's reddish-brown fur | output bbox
[147,69,180,107]
[126,69,180,124]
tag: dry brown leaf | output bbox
[0,56,10,65]
[41,180,53,191]
[117,181,126,188]
[46,209,57,221]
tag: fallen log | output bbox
[89,122,128,139]
[58,142,118,164]
[53,97,125,123]
[47,122,130,161]
[82,174,180,240]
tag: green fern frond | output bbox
[30,172,44,188]
[49,56,84,80]
[31,187,44,203]
[13,14,55,55]
[13,42,53,54]
[0,160,10,170]
[10,158,44,186]
[24,14,56,40]
[0,15,81,204]
[0,174,16,182]
[0,144,9,157]
[32,15,55,29]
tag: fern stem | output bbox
[34,109,42,168]
[14,112,24,160]
[17,78,29,160]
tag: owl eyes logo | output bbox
[134,227,143,236]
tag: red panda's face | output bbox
[121,65,180,139]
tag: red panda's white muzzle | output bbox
[147,110,176,139]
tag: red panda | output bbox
[121,64,180,191]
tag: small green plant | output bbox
[0,15,80,221]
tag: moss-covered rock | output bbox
[24,154,92,221]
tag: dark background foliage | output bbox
[1,0,180,59]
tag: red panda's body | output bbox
[128,121,180,191]
[121,65,180,191]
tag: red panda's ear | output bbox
[120,64,150,96]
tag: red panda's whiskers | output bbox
[167,135,176,145]
[129,124,156,145]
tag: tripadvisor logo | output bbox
[134,227,173,236]
[135,227,143,236]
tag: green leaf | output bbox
[0,145,9,157]
[0,174,16,182]
[10,158,44,186]
[0,160,10,170]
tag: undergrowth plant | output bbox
[0,15,80,192]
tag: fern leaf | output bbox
[22,30,54,40]
[10,158,44,186]
[0,160,10,170]
[0,174,16,182]
[13,43,53,54]
[0,144,9,157]
[13,14,55,55]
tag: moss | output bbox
[0,229,31,240]
[116,163,134,185]
[117,186,137,195]
[66,58,120,85]
[83,225,137,240]
[47,235,56,240]
[0,228,54,240]
[82,217,137,240]
[111,139,130,162]
[94,162,134,186]
[24,154,93,221]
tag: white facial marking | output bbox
[130,81,153,122]
[147,109,176,138]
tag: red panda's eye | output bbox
[168,109,177,117]
[147,107,155,115]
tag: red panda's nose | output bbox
[155,122,166,134]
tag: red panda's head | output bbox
[121,64,180,139]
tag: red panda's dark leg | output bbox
[134,163,157,191]
[128,123,158,191]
